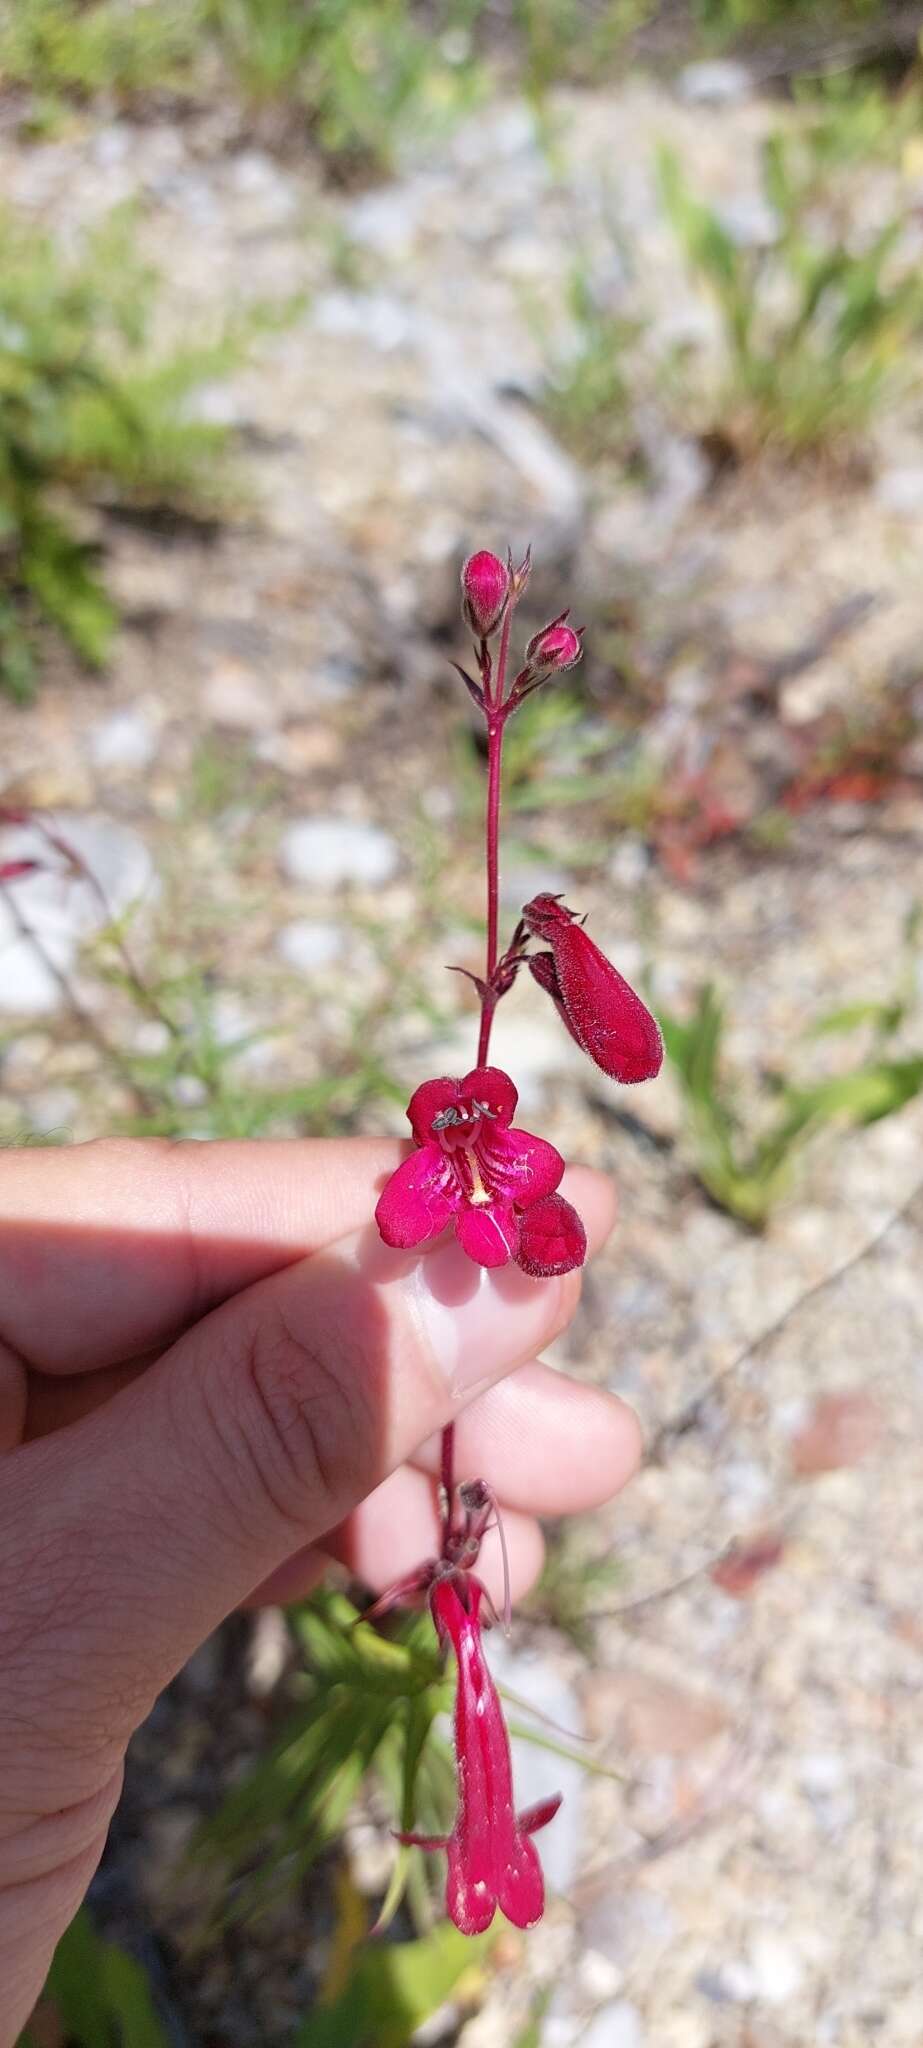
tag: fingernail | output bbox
[407,1235,569,1392]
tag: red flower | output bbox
[523,894,663,1085]
[461,551,509,638]
[399,1575,561,1934]
[374,1063,586,1275]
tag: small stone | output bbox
[275,918,344,973]
[580,2001,644,2048]
[247,1608,290,1698]
[678,59,752,105]
[280,818,399,889]
[201,660,274,731]
[132,1019,172,1056]
[88,707,159,774]
[487,1640,584,1896]
[876,466,923,516]
[0,815,154,1016]
[583,1668,729,1758]
[577,1950,625,2004]
[171,1075,209,1108]
[24,1087,79,1136]
[790,1390,883,1475]
[746,1931,804,2005]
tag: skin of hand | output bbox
[0,1137,640,2043]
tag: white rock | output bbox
[25,1086,79,1135]
[717,195,779,249]
[678,60,752,105]
[876,465,923,516]
[580,2002,644,2048]
[275,918,344,974]
[486,1638,584,1897]
[747,1930,805,2005]
[201,660,275,731]
[247,1608,290,1698]
[0,815,155,1016]
[577,1950,625,2004]
[171,1075,209,1108]
[88,707,159,773]
[280,818,399,888]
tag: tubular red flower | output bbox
[375,1064,585,1275]
[461,550,509,639]
[523,894,663,1085]
[399,1575,561,1935]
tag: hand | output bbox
[0,1137,639,2041]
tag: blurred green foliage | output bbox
[0,204,241,698]
[659,909,923,1224]
[18,1907,170,2048]
[659,129,923,452]
[193,1590,454,1933]
[1,0,487,173]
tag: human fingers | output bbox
[0,1144,615,1379]
[246,1466,546,1612]
[408,1358,642,1513]
[1,1227,584,1809]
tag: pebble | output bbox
[579,2001,644,2048]
[876,465,923,516]
[677,60,752,105]
[275,918,345,974]
[88,706,160,773]
[0,815,155,1015]
[486,1639,584,1896]
[201,660,276,731]
[279,818,399,888]
[24,1085,79,1135]
[746,1930,805,2005]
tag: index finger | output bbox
[0,1139,616,1374]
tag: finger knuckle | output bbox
[229,1304,375,1533]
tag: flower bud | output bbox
[524,618,583,676]
[461,551,509,639]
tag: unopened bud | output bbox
[524,617,583,676]
[461,550,509,638]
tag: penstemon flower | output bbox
[373,546,662,1936]
[523,892,663,1085]
[374,1063,586,1275]
[399,1574,561,1934]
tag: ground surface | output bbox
[4,45,923,2048]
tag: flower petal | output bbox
[459,1065,518,1127]
[516,1193,586,1278]
[523,896,663,1084]
[406,1076,462,1146]
[496,1827,546,1930]
[476,1121,564,1206]
[455,1198,520,1269]
[374,1145,456,1249]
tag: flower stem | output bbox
[476,601,511,1068]
[441,596,512,1536]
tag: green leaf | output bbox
[39,1908,169,2048]
[296,1920,501,2048]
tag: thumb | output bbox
[2,1222,578,1786]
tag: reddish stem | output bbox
[476,602,511,1067]
[441,594,513,1534]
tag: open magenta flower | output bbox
[399,1575,561,1935]
[376,1064,585,1269]
[375,1063,586,1275]
[523,893,663,1085]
